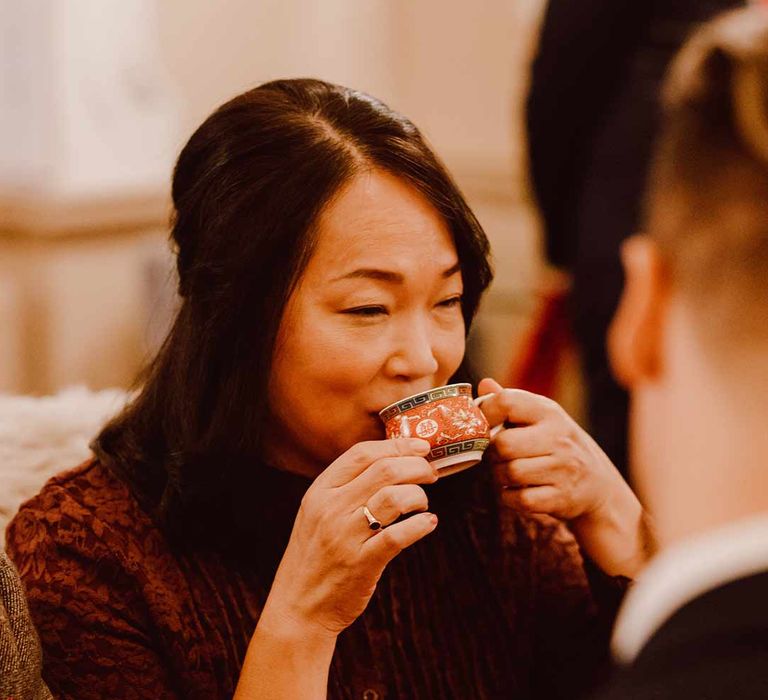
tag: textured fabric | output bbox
[0,551,52,700]
[6,459,624,699]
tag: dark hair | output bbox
[94,78,493,547]
[645,8,768,349]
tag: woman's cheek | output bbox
[437,327,466,379]
[316,325,389,384]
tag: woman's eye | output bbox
[341,297,461,317]
[343,306,388,317]
[437,295,463,308]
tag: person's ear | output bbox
[608,235,669,388]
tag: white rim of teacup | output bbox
[432,451,485,476]
[377,382,472,417]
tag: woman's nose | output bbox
[384,321,439,381]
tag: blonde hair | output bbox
[646,6,768,349]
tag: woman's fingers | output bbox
[477,383,560,430]
[363,512,438,567]
[362,484,428,529]
[343,454,438,501]
[487,424,554,460]
[500,485,563,514]
[274,439,439,639]
[494,455,559,488]
[477,376,504,397]
[317,438,431,488]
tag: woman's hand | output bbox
[260,438,439,640]
[477,378,648,578]
[236,438,438,699]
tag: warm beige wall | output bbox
[391,2,537,175]
[1,0,548,393]
[0,229,173,394]
[156,0,544,186]
[156,0,400,143]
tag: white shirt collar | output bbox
[611,512,768,664]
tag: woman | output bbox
[6,79,645,699]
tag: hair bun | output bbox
[664,7,768,167]
[732,58,768,166]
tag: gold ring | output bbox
[362,505,382,531]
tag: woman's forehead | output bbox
[310,170,458,273]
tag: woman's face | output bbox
[266,169,466,476]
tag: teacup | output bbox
[378,383,502,477]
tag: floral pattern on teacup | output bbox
[384,395,490,449]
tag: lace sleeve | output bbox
[5,492,182,700]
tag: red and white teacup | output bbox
[378,383,503,477]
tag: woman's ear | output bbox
[608,235,669,389]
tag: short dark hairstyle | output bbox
[645,8,768,353]
[94,78,493,548]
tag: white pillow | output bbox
[0,387,128,536]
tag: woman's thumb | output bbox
[478,377,504,396]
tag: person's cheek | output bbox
[438,327,465,382]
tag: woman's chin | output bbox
[338,418,387,452]
[294,420,387,474]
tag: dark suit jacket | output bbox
[593,571,768,699]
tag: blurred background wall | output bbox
[0,0,550,395]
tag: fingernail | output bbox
[428,513,438,526]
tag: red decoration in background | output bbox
[504,286,573,398]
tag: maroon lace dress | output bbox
[6,458,624,699]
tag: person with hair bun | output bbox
[596,6,768,697]
[6,79,645,699]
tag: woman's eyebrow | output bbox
[442,261,462,278]
[331,262,461,284]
